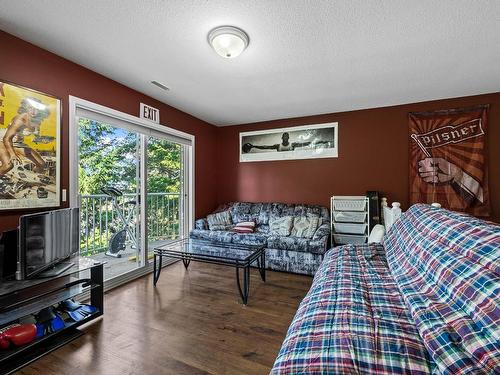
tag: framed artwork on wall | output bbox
[409,105,490,216]
[0,80,61,210]
[240,122,338,162]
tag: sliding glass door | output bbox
[71,99,192,283]
[78,118,144,279]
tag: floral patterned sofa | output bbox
[189,202,331,275]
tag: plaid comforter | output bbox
[385,204,500,375]
[271,243,436,374]
[272,204,500,374]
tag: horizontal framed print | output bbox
[0,80,61,210]
[240,122,338,162]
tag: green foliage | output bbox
[146,137,182,193]
[80,226,108,256]
[78,118,183,255]
[78,118,182,194]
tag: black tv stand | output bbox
[0,257,103,374]
[37,261,75,278]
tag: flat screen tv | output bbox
[17,208,80,280]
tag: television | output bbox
[16,208,80,280]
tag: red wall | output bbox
[0,31,218,232]
[216,93,500,223]
[2,30,499,231]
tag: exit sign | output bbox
[140,103,160,124]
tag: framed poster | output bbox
[409,105,490,216]
[0,80,61,210]
[240,122,338,162]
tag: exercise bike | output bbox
[101,187,138,258]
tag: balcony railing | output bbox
[80,192,181,257]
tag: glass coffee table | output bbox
[153,239,266,304]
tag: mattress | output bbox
[271,243,436,374]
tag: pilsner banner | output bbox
[409,105,490,216]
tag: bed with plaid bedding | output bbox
[385,204,500,375]
[271,243,436,374]
[272,204,500,374]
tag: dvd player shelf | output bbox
[0,256,103,375]
[0,279,100,326]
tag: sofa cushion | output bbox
[293,204,321,218]
[291,215,320,239]
[207,210,232,231]
[267,235,328,254]
[269,216,294,236]
[230,202,273,225]
[294,204,330,224]
[270,203,296,219]
[231,233,267,247]
[189,229,233,243]
[255,224,270,234]
[385,204,500,375]
[267,235,310,253]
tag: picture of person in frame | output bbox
[0,97,50,175]
[242,131,331,153]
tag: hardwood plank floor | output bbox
[18,262,312,375]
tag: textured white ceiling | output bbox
[1,0,499,126]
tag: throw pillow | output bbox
[269,216,294,236]
[207,210,232,231]
[291,215,320,239]
[232,221,256,234]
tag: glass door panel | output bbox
[146,135,184,259]
[77,117,142,280]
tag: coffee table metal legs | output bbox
[153,253,163,286]
[155,254,190,286]
[236,265,250,305]
[236,252,266,305]
[154,249,266,304]
[257,251,266,282]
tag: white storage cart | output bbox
[331,196,370,245]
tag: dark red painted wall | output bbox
[216,93,500,223]
[2,30,498,231]
[0,31,218,232]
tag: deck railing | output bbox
[80,192,181,257]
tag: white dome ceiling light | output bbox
[208,26,249,59]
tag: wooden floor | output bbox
[18,262,312,375]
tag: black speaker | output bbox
[366,191,380,232]
[0,229,18,280]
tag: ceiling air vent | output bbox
[151,81,170,91]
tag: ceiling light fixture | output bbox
[208,26,249,59]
